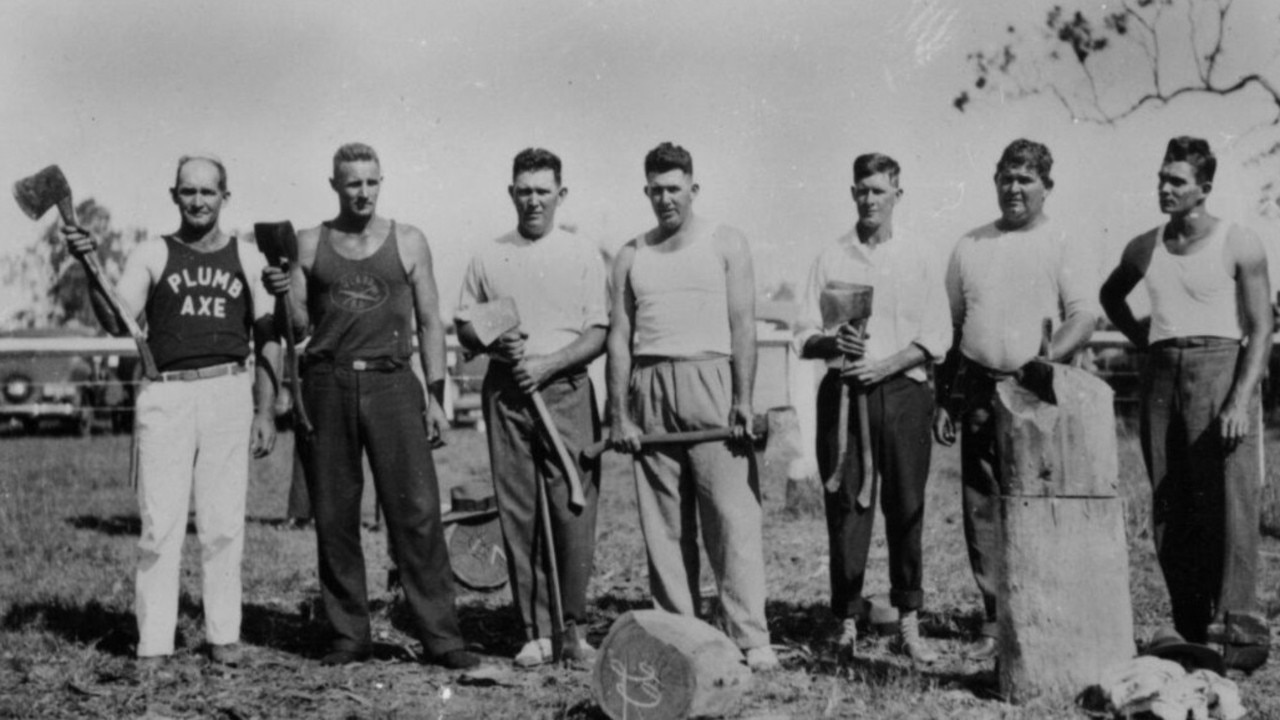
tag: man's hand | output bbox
[426,397,449,449]
[262,266,291,297]
[250,411,277,458]
[835,323,866,358]
[842,357,893,387]
[491,330,528,364]
[1218,400,1251,451]
[59,224,96,259]
[933,406,957,446]
[514,354,554,394]
[609,414,643,454]
[729,402,755,443]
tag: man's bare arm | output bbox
[1220,226,1272,444]
[607,242,640,451]
[401,225,447,390]
[719,227,757,433]
[515,327,607,393]
[1100,232,1155,349]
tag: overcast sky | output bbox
[2,0,1278,322]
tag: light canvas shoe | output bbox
[895,611,939,665]
[514,638,553,668]
[745,645,780,671]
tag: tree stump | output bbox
[592,610,753,720]
[993,365,1135,703]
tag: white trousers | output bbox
[133,370,252,657]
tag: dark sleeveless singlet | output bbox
[304,222,415,362]
[144,236,253,371]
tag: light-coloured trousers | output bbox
[134,370,252,657]
[630,356,770,650]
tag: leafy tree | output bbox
[954,0,1280,215]
[2,199,144,329]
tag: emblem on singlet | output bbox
[330,271,389,313]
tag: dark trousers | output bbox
[286,438,311,520]
[1141,339,1263,643]
[817,372,933,619]
[302,363,464,656]
[955,364,1002,639]
[482,364,600,641]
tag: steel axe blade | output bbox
[13,165,71,221]
[253,221,299,267]
[459,297,521,347]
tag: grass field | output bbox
[1,423,1278,719]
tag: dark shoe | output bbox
[208,642,247,667]
[320,648,372,666]
[431,648,481,670]
[968,636,999,662]
[561,637,598,667]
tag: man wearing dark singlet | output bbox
[263,142,479,669]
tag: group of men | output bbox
[63,133,1270,676]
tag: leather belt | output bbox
[305,357,404,372]
[155,361,247,383]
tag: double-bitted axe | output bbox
[254,221,314,436]
[13,165,159,379]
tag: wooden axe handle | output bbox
[57,197,159,380]
[582,426,743,461]
[531,391,585,510]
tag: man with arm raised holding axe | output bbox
[57,156,280,667]
[607,142,778,671]
[261,143,478,670]
[795,153,952,664]
[455,148,607,668]
[934,139,1098,662]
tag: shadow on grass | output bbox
[67,514,147,536]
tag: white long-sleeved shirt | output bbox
[794,228,952,383]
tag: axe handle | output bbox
[536,467,567,661]
[582,426,738,460]
[853,390,875,509]
[57,198,159,380]
[531,391,585,511]
[280,296,314,435]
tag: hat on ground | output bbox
[441,481,498,523]
[1142,627,1225,675]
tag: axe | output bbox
[459,297,586,510]
[820,282,875,507]
[581,412,773,460]
[13,165,159,380]
[253,221,314,436]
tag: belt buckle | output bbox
[352,359,368,371]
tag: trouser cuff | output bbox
[890,589,924,611]
[837,597,872,621]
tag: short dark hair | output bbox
[332,142,380,176]
[853,153,901,186]
[1163,136,1216,184]
[512,148,562,185]
[644,142,693,176]
[174,155,228,192]
[995,139,1054,189]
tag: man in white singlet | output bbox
[607,142,778,671]
[1101,136,1272,672]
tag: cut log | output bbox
[993,363,1135,703]
[444,518,508,592]
[592,610,753,720]
[995,365,1118,497]
[997,496,1135,701]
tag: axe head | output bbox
[13,165,71,220]
[253,221,299,267]
[459,297,521,347]
[819,281,873,327]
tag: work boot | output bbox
[208,642,248,667]
[895,611,939,665]
[833,617,858,658]
[560,624,597,667]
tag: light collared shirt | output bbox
[946,218,1099,372]
[794,228,952,383]
[456,227,609,356]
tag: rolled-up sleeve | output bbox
[792,251,829,356]
[913,249,953,362]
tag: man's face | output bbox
[509,169,565,239]
[170,159,227,233]
[1158,161,1208,216]
[994,163,1050,228]
[852,172,901,233]
[331,160,382,218]
[644,169,698,232]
